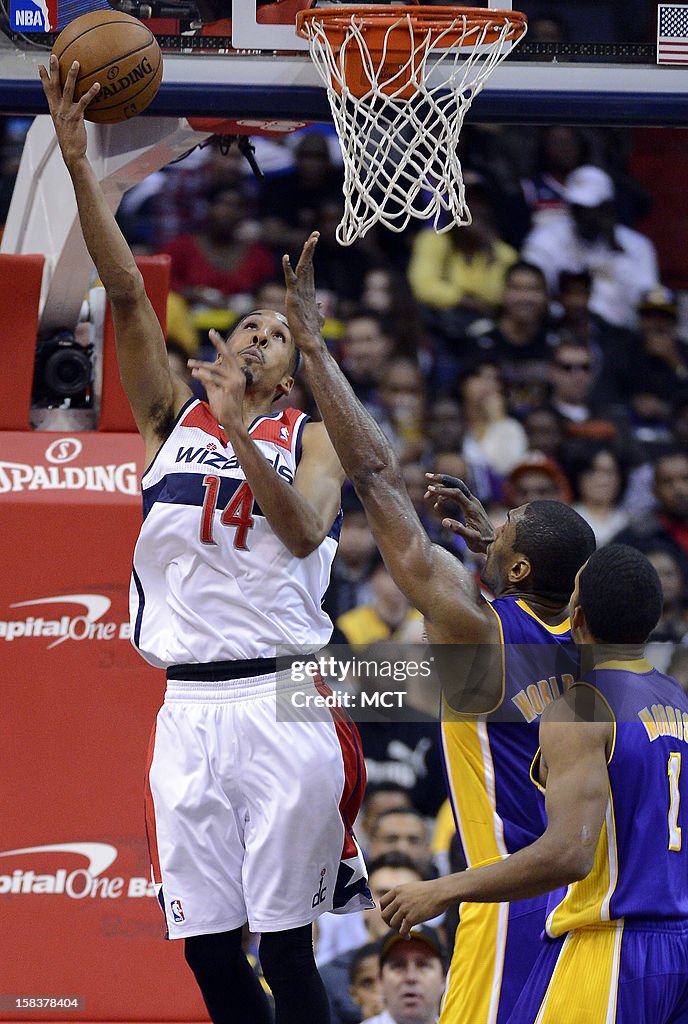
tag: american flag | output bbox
[658,4,688,64]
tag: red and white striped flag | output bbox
[658,4,688,64]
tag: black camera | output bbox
[32,330,93,409]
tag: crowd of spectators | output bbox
[3,110,688,1023]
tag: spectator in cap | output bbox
[362,926,447,1024]
[319,853,429,1024]
[503,452,573,508]
[616,286,688,406]
[522,164,659,329]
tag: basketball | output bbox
[51,10,163,124]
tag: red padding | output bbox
[188,116,313,136]
[99,255,170,433]
[0,253,45,431]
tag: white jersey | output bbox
[130,399,339,668]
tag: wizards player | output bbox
[41,65,372,1024]
[382,544,688,1023]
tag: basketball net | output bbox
[296,4,527,245]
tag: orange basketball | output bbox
[51,10,163,124]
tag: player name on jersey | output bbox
[639,702,688,743]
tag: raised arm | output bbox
[283,234,494,643]
[39,57,189,458]
[380,691,613,934]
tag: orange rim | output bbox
[296,5,528,47]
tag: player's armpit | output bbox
[111,296,191,457]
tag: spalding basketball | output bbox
[51,10,163,124]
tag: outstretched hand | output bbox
[282,232,326,355]
[424,474,495,554]
[380,878,455,938]
[188,330,247,431]
[38,56,100,167]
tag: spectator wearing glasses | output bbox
[548,340,623,440]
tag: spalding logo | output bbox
[93,57,154,102]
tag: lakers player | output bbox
[284,233,596,1024]
[40,61,372,1024]
[383,544,688,1023]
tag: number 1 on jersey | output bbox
[201,476,255,549]
[668,752,682,852]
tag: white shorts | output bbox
[145,666,372,939]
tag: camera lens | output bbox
[43,345,92,398]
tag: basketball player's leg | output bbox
[260,925,331,1024]
[146,689,268,1023]
[146,693,249,939]
[240,693,371,931]
[615,923,688,1024]
[185,929,272,1024]
[508,922,628,1023]
[239,690,372,1020]
[440,895,546,1024]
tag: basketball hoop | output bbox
[296,3,527,244]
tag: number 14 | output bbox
[200,475,254,549]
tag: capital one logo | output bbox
[0,842,155,899]
[0,594,131,648]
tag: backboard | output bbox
[0,0,687,125]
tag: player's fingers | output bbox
[379,888,395,912]
[426,483,471,506]
[207,328,229,354]
[388,905,408,933]
[427,485,466,503]
[294,231,319,275]
[63,60,80,104]
[282,252,295,284]
[442,518,471,536]
[78,81,100,112]
[188,359,220,379]
[40,58,59,103]
[425,473,473,499]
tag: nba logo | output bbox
[280,427,289,441]
[170,899,185,923]
[10,0,57,31]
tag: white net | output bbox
[298,6,527,245]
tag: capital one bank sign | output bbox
[0,843,155,900]
[0,594,132,647]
